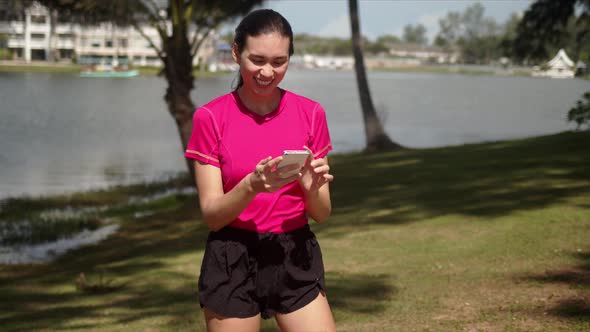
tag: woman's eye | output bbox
[252,59,265,65]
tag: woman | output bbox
[185,9,336,332]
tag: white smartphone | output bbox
[277,150,310,178]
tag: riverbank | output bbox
[0,60,525,77]
[0,61,229,77]
[1,130,589,331]
[2,61,588,80]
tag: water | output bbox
[0,224,119,264]
[1,69,589,200]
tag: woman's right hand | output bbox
[248,156,301,193]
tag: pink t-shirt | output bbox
[184,89,332,233]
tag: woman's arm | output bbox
[194,156,301,231]
[194,161,257,231]
[303,179,331,223]
[299,154,334,223]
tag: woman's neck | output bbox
[237,87,281,116]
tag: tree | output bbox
[348,0,401,152]
[433,3,503,64]
[515,0,590,133]
[375,34,401,46]
[498,13,521,59]
[568,92,590,130]
[513,0,590,64]
[435,11,462,52]
[402,23,427,44]
[25,0,261,179]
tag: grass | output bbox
[1,131,589,331]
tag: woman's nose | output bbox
[260,64,273,76]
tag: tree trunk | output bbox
[47,9,57,62]
[348,0,402,152]
[163,33,196,181]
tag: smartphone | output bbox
[277,150,310,178]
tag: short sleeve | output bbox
[309,104,332,159]
[184,107,221,168]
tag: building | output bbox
[387,43,458,64]
[0,1,215,67]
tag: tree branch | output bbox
[130,20,165,61]
[138,0,169,36]
[189,23,204,54]
[191,26,214,59]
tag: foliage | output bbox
[294,33,406,56]
[0,48,11,60]
[568,92,590,130]
[434,3,508,64]
[294,33,353,55]
[513,0,590,64]
[0,32,7,48]
[402,23,427,45]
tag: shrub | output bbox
[568,91,590,130]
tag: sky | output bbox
[224,0,533,43]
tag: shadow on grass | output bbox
[327,272,396,314]
[0,193,208,331]
[323,131,590,237]
[1,131,589,330]
[522,250,590,321]
[0,190,394,330]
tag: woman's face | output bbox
[233,32,290,98]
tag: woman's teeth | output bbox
[255,78,272,86]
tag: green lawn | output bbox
[1,131,589,331]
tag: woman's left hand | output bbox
[298,146,334,193]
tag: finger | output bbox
[323,174,334,182]
[310,158,327,168]
[313,165,330,174]
[265,156,284,171]
[258,156,272,166]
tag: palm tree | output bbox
[348,0,401,152]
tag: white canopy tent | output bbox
[537,49,576,78]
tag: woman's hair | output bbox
[233,9,294,89]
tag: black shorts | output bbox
[198,224,326,319]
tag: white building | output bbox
[388,43,458,64]
[301,54,354,70]
[0,2,214,67]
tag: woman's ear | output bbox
[232,43,240,63]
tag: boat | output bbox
[80,64,139,78]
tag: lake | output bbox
[0,69,588,200]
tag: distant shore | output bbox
[0,60,534,77]
[0,61,227,77]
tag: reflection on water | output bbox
[0,70,588,199]
[0,224,119,264]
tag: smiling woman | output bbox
[184,9,336,332]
